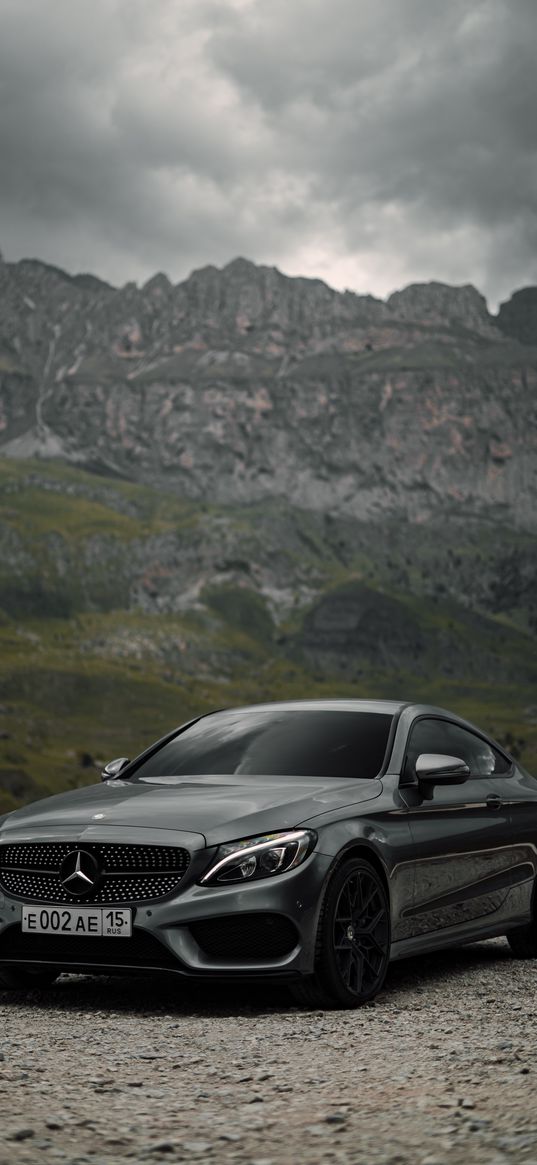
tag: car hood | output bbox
[0,774,382,847]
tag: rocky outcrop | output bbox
[497,288,537,347]
[1,254,536,530]
[387,281,498,338]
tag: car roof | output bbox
[206,699,407,716]
[202,700,494,738]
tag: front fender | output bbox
[310,781,416,944]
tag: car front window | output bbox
[405,717,511,779]
[131,710,394,781]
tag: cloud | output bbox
[0,0,535,306]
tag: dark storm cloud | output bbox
[208,0,537,300]
[0,0,274,279]
[0,0,535,304]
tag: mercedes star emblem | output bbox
[59,849,101,896]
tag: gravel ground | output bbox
[1,938,537,1165]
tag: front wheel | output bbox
[292,858,390,1009]
[0,966,59,990]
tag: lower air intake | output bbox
[189,913,298,961]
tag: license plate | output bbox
[21,906,132,938]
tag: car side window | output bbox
[404,718,511,781]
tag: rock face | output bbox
[497,288,537,347]
[0,254,536,529]
[386,281,496,337]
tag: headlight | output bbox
[200,829,316,886]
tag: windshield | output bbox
[131,709,393,781]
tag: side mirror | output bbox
[101,757,130,782]
[415,753,470,786]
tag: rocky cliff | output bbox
[1,255,536,529]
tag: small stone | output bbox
[459,1098,475,1109]
[181,1143,212,1154]
[325,1113,347,1124]
[497,1134,537,1151]
[6,1128,35,1142]
[46,1118,64,1130]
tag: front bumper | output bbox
[0,845,333,981]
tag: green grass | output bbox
[0,488,141,541]
[0,457,205,536]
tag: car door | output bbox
[486,756,537,924]
[398,716,523,943]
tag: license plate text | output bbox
[21,906,132,937]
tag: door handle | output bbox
[486,793,503,810]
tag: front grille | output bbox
[0,842,190,905]
[0,924,178,970]
[190,913,298,962]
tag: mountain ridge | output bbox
[1,253,536,529]
[3,250,534,321]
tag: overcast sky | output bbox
[0,0,535,309]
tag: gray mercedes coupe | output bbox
[1,699,536,1008]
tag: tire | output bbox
[292,857,390,1009]
[0,965,59,990]
[507,921,537,959]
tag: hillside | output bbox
[0,458,536,814]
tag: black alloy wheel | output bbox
[292,857,390,1009]
[0,966,59,990]
[507,923,537,958]
[506,886,537,958]
[505,876,537,959]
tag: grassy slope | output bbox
[0,457,535,812]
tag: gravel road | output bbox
[1,938,537,1165]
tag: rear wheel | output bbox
[507,920,537,959]
[0,966,59,990]
[292,858,390,1009]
